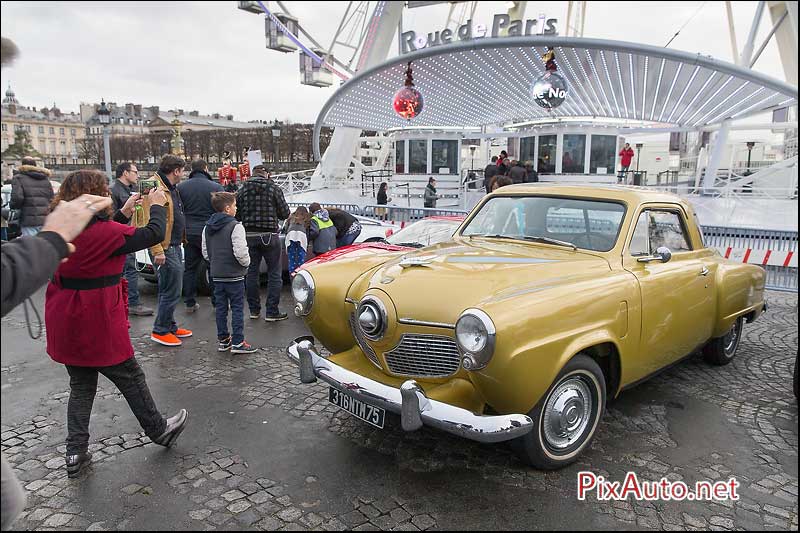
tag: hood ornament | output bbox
[399,255,437,269]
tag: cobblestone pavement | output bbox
[1,288,797,530]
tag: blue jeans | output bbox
[245,233,282,317]
[214,280,245,344]
[336,225,362,248]
[21,226,42,237]
[183,234,214,307]
[123,253,141,307]
[151,245,183,335]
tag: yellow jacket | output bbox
[132,173,178,257]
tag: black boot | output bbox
[151,409,188,448]
[65,452,92,478]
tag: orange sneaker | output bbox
[151,332,182,346]
[174,328,193,338]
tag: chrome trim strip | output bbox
[398,318,456,329]
[287,337,533,443]
[345,298,358,305]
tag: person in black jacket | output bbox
[484,156,499,193]
[177,159,224,312]
[110,162,153,317]
[328,208,362,247]
[10,157,54,236]
[509,160,527,184]
[235,165,290,321]
[376,182,391,221]
[1,192,113,531]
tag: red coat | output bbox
[238,162,250,181]
[619,147,634,167]
[218,165,237,185]
[46,219,136,367]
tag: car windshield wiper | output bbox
[394,242,425,248]
[521,235,577,250]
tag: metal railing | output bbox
[361,204,468,224]
[702,225,797,291]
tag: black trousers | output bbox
[183,234,215,307]
[65,358,166,455]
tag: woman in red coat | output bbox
[45,170,188,478]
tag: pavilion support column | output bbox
[703,120,731,193]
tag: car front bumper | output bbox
[286,337,533,443]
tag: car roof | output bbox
[491,183,692,209]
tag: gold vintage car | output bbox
[287,185,767,469]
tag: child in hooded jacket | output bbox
[285,206,310,275]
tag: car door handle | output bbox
[700,267,709,276]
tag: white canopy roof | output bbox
[313,36,797,158]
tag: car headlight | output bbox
[292,270,315,316]
[357,296,387,340]
[455,308,496,371]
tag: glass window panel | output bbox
[590,135,616,174]
[395,140,405,174]
[648,211,692,253]
[431,140,457,174]
[562,134,586,173]
[537,135,556,173]
[520,137,536,164]
[462,196,625,252]
[630,212,650,256]
[409,139,427,174]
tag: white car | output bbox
[136,214,399,294]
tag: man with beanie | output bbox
[235,165,290,321]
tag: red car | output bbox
[302,216,465,268]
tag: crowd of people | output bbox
[482,150,541,193]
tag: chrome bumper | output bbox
[286,337,533,443]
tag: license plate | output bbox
[328,387,385,429]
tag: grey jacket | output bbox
[423,184,438,208]
[10,165,54,227]
[1,231,69,317]
[202,214,250,282]
[309,209,336,254]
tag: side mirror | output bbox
[637,246,672,264]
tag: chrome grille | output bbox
[349,312,381,369]
[384,334,461,378]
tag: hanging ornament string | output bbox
[393,62,424,120]
[254,0,350,82]
[532,47,567,110]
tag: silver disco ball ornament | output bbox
[532,71,568,109]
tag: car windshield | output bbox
[461,196,626,252]
[387,220,460,248]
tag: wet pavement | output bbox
[1,283,797,531]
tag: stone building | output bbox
[1,84,86,165]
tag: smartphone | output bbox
[139,178,158,195]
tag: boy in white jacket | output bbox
[202,192,256,354]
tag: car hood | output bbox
[363,237,610,323]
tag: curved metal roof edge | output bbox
[313,36,798,159]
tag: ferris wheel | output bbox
[235,1,587,86]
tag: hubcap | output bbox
[542,376,593,451]
[723,321,739,356]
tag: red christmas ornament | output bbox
[393,62,423,120]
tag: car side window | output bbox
[630,212,650,256]
[648,211,692,253]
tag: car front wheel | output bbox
[511,354,606,469]
[702,316,743,366]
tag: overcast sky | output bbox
[0,1,790,127]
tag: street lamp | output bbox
[271,125,281,167]
[97,99,111,181]
[468,144,477,189]
[635,142,644,185]
[745,141,756,176]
